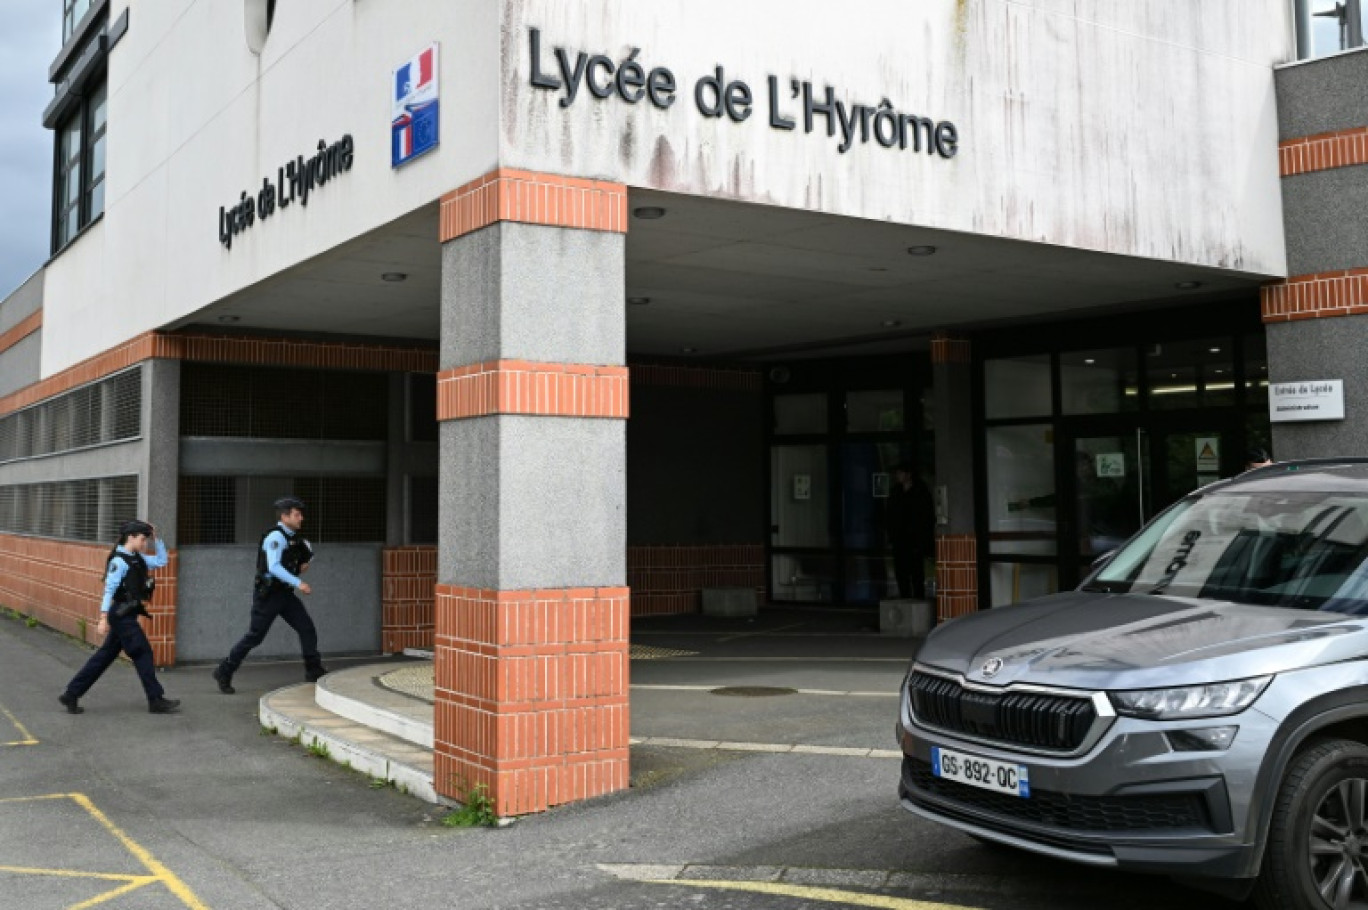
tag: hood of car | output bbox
[915,591,1368,690]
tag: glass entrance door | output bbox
[1059,417,1239,587]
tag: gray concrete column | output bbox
[140,359,180,544]
[436,210,629,816]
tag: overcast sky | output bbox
[0,0,58,299]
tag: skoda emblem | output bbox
[981,657,1004,678]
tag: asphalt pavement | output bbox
[0,607,1246,909]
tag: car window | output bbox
[1091,491,1368,612]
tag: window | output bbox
[62,0,93,44]
[1297,0,1366,59]
[52,80,107,251]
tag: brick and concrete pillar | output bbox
[434,169,630,815]
[930,334,979,620]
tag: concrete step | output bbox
[313,664,434,750]
[259,682,443,805]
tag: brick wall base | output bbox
[935,534,978,622]
[382,546,436,653]
[627,545,765,616]
[432,585,630,816]
[0,534,178,666]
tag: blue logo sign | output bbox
[393,44,440,167]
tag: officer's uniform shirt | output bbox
[263,523,305,590]
[101,539,169,614]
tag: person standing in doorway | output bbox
[887,463,935,601]
[213,497,327,694]
[59,520,180,714]
[1245,447,1273,472]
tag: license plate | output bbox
[931,746,1031,798]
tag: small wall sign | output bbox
[1095,453,1125,478]
[393,44,441,167]
[1194,437,1220,474]
[1270,380,1345,423]
[792,474,812,501]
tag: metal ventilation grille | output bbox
[178,476,387,545]
[908,672,1099,753]
[180,364,388,440]
[0,367,141,464]
[0,475,138,542]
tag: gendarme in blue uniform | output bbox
[216,515,326,690]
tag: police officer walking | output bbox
[59,520,180,714]
[213,497,328,694]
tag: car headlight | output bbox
[1108,676,1272,720]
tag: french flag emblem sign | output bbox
[392,43,440,168]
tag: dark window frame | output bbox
[51,76,107,254]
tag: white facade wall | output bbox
[42,0,501,373]
[39,0,1295,375]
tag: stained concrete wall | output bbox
[504,0,1292,275]
[176,544,382,662]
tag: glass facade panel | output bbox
[1147,338,1233,410]
[846,389,904,432]
[985,355,1052,419]
[773,393,827,435]
[986,424,1056,556]
[843,555,898,603]
[1060,348,1137,415]
[989,562,1058,607]
[770,445,830,548]
[771,553,836,603]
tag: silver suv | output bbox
[898,460,1368,909]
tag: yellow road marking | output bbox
[0,866,152,882]
[652,879,986,910]
[0,701,37,746]
[0,793,211,909]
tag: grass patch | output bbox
[305,737,331,760]
[441,782,498,828]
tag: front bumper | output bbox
[896,698,1272,880]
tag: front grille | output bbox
[908,671,1098,752]
[906,759,1211,833]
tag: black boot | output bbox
[212,666,235,694]
[58,692,83,714]
[148,697,181,714]
[305,664,329,683]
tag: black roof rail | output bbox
[1241,457,1368,478]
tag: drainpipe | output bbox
[1348,0,1365,49]
[1295,0,1314,58]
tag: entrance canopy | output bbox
[174,192,1273,358]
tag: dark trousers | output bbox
[893,546,927,601]
[219,587,321,676]
[65,614,164,703]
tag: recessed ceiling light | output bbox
[1175,280,1202,290]
[1209,347,1221,354]
[1084,358,1096,365]
[680,347,698,354]
[381,272,408,283]
[217,315,241,323]
[634,206,667,220]
[882,319,902,328]
[627,297,651,305]
[1170,373,1178,378]
[907,245,937,256]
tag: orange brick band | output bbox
[0,309,42,357]
[436,360,629,421]
[1261,270,1368,323]
[930,335,971,364]
[0,534,178,666]
[1280,126,1368,177]
[0,331,437,418]
[935,534,978,622]
[627,544,765,616]
[629,363,762,392]
[432,585,630,816]
[439,168,629,242]
[382,546,437,654]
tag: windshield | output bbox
[1090,489,1368,613]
